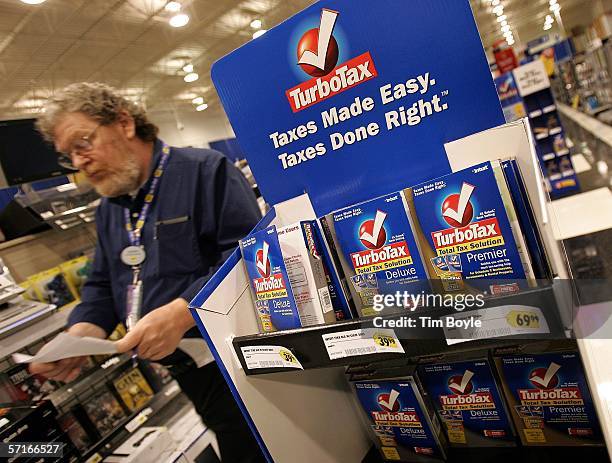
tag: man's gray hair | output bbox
[37,82,158,142]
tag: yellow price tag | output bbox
[506,310,540,329]
[279,349,297,364]
[373,333,397,348]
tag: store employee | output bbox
[31,83,264,462]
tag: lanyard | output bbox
[123,143,171,248]
[123,143,170,350]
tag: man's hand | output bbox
[115,298,195,361]
[29,322,106,382]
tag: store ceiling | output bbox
[0,0,601,122]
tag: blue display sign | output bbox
[211,0,504,215]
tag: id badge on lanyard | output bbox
[121,143,171,342]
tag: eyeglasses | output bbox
[56,124,101,170]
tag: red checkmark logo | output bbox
[255,241,271,278]
[297,9,339,77]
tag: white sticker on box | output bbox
[318,286,333,313]
[241,345,303,370]
[322,328,405,360]
[443,304,550,345]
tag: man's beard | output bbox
[91,155,142,197]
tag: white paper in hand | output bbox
[12,332,118,363]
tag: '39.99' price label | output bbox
[322,328,405,360]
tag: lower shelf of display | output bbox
[362,444,609,463]
[233,285,566,375]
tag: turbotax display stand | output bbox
[189,120,610,462]
[187,0,611,460]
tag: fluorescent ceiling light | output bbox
[250,19,262,29]
[184,72,199,82]
[165,1,181,12]
[550,3,560,12]
[196,103,209,111]
[504,31,514,38]
[501,20,508,27]
[169,13,189,27]
[192,96,204,105]
[182,63,194,73]
[497,15,507,22]
[492,5,504,15]
[507,39,515,46]
[252,29,267,39]
[501,24,511,32]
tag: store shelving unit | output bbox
[81,381,181,463]
[233,286,564,375]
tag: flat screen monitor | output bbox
[0,118,71,187]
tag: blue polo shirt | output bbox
[68,139,262,338]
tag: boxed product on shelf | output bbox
[240,225,300,332]
[276,221,337,325]
[403,160,535,296]
[59,256,92,297]
[318,215,357,319]
[416,355,516,447]
[351,366,448,462]
[327,192,430,317]
[0,400,63,443]
[27,266,77,308]
[57,409,96,454]
[18,279,38,301]
[500,160,552,281]
[91,324,126,364]
[0,363,61,403]
[82,386,128,438]
[141,361,173,391]
[492,343,604,446]
[111,366,154,412]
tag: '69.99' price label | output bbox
[322,328,405,360]
[444,305,549,345]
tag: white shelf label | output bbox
[241,345,304,370]
[125,407,153,433]
[444,305,550,345]
[322,328,404,360]
[513,60,550,97]
[85,453,102,463]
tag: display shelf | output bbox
[48,353,133,407]
[0,307,66,358]
[558,103,612,147]
[361,444,609,463]
[232,285,566,376]
[81,380,181,463]
[586,103,612,116]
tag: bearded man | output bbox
[31,82,264,463]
